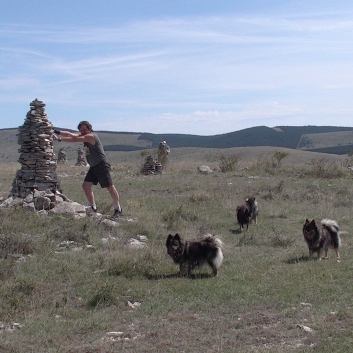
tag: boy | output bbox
[53,121,122,217]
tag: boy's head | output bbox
[78,121,93,135]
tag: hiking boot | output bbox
[112,207,123,218]
[91,206,97,212]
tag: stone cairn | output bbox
[0,99,85,216]
[57,147,67,164]
[10,99,59,198]
[158,140,170,156]
[75,147,87,166]
[0,99,124,222]
[157,140,170,168]
[141,155,163,175]
[141,140,170,175]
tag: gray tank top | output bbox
[83,133,108,167]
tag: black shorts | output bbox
[84,161,113,188]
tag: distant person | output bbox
[52,121,122,217]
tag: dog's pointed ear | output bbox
[174,233,181,241]
[166,234,173,246]
[304,219,311,227]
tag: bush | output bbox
[251,151,288,174]
[216,154,240,172]
[306,158,345,178]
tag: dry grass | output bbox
[1,149,353,352]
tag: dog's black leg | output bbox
[187,263,192,277]
[317,249,323,260]
[179,264,186,277]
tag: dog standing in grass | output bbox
[302,218,341,260]
[236,197,259,231]
[166,233,223,277]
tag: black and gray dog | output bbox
[302,218,341,260]
[236,197,259,231]
[166,233,223,277]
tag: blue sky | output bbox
[1,0,353,135]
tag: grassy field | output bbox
[1,149,353,352]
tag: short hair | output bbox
[78,121,93,131]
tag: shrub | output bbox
[306,158,345,178]
[251,151,288,174]
[273,151,289,167]
[216,154,240,172]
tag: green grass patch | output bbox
[0,158,353,352]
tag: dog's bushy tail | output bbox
[202,234,224,270]
[321,219,341,248]
[321,219,339,232]
[202,234,223,248]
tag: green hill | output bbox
[2,126,353,161]
[136,126,291,148]
[105,125,353,152]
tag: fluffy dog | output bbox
[166,233,223,277]
[236,197,259,231]
[302,218,341,260]
[245,197,259,224]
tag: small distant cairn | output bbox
[57,147,67,164]
[158,140,170,168]
[141,155,163,175]
[1,98,72,212]
[75,147,87,166]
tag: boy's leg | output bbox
[106,184,121,210]
[82,181,96,207]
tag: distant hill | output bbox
[104,125,353,154]
[1,126,353,163]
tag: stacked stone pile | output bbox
[1,99,79,214]
[75,148,87,166]
[57,148,67,163]
[158,140,170,155]
[0,99,124,223]
[157,140,170,167]
[10,99,58,198]
[141,155,162,175]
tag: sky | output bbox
[1,0,353,136]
